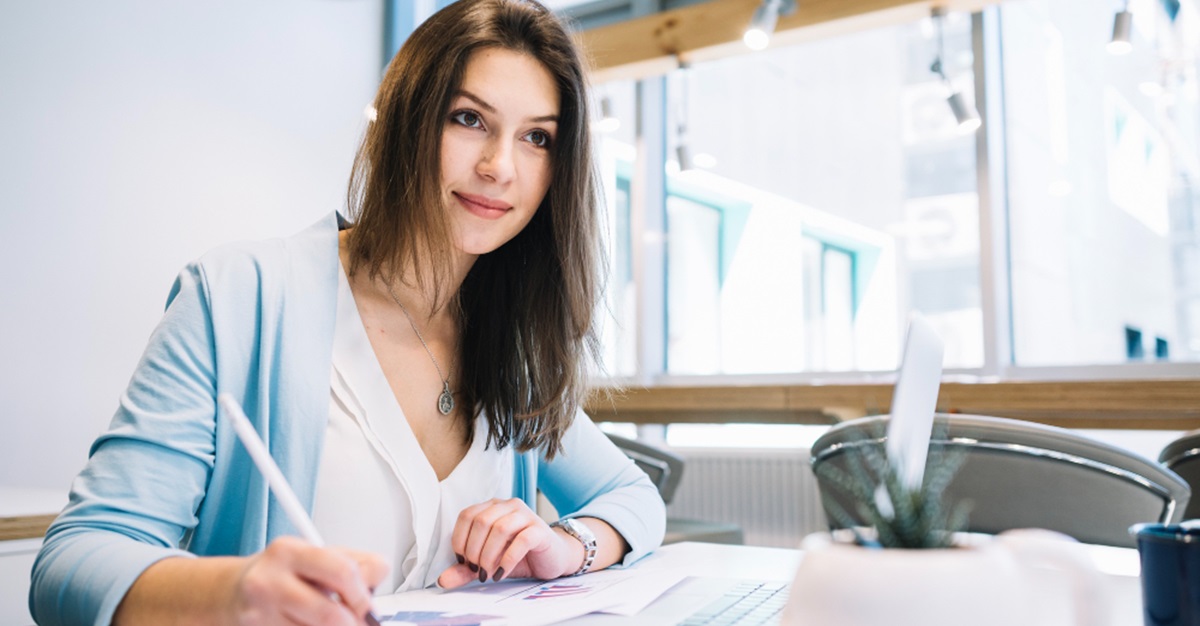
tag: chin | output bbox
[453,219,530,256]
[456,234,513,257]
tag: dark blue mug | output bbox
[1131,523,1200,626]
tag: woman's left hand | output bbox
[436,498,580,589]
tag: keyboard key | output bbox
[676,580,789,626]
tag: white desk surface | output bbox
[560,541,1143,625]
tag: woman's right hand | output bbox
[113,536,388,625]
[230,536,388,626]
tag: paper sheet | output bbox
[372,562,686,625]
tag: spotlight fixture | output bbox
[596,95,621,133]
[930,7,981,134]
[743,0,797,51]
[1108,4,1133,55]
[946,89,981,133]
[676,144,695,172]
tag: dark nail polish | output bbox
[456,553,465,565]
[478,568,488,584]
[493,567,505,582]
[468,562,478,573]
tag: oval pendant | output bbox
[438,383,454,416]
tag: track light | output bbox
[946,90,981,133]
[743,0,796,51]
[1108,7,1133,55]
[930,8,980,134]
[596,95,620,133]
[676,144,695,171]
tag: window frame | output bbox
[589,3,1200,386]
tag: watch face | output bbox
[565,518,596,542]
[555,518,597,576]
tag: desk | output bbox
[561,541,1143,625]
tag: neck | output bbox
[389,249,476,322]
[339,229,477,323]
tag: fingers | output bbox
[235,536,383,626]
[453,498,549,583]
[290,545,374,616]
[334,547,390,593]
[275,575,359,626]
[469,511,528,582]
[493,526,546,581]
[436,562,479,589]
[449,498,506,565]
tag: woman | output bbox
[29,1,665,624]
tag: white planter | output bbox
[782,529,1108,626]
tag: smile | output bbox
[454,192,512,220]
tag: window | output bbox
[595,80,639,378]
[1001,0,1200,366]
[659,14,982,374]
[587,0,1200,381]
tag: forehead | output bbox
[458,47,560,117]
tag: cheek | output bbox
[438,146,451,185]
[440,136,469,182]
[524,159,553,203]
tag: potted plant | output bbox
[812,421,970,550]
[783,425,1107,626]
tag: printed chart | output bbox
[373,564,686,626]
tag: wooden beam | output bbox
[577,0,1000,82]
[0,514,56,542]
[584,380,1200,430]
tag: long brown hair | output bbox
[345,0,603,460]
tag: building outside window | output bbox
[1001,0,1200,366]
[589,0,1200,380]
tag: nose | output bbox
[476,138,515,184]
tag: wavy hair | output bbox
[345,0,603,460]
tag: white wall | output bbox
[0,1,383,490]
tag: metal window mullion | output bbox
[632,76,668,383]
[974,7,1014,377]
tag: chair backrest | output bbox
[811,413,1191,548]
[606,433,685,505]
[1160,429,1200,521]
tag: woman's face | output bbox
[440,47,560,257]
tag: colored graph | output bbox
[379,610,499,625]
[522,583,590,600]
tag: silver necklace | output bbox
[384,284,455,416]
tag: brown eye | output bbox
[525,129,551,148]
[451,110,483,128]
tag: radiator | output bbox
[667,447,828,548]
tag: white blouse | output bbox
[312,263,513,593]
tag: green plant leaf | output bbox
[815,417,971,549]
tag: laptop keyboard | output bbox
[677,580,788,626]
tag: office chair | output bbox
[1160,429,1200,520]
[606,433,744,545]
[810,413,1191,548]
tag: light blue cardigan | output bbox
[30,213,665,626]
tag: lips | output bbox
[454,192,512,219]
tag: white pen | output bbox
[218,393,383,626]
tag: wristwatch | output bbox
[550,517,597,576]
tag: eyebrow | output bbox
[456,89,558,124]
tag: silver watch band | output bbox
[551,517,597,576]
